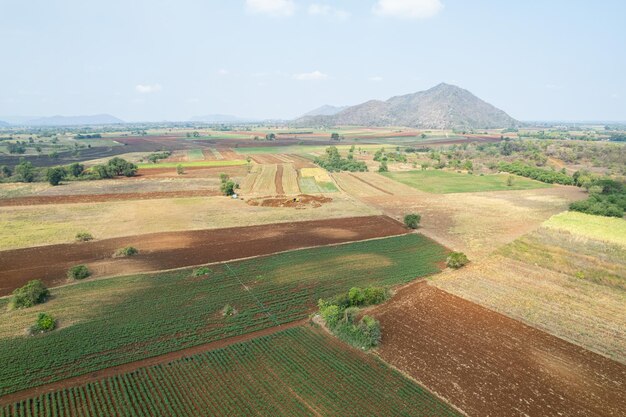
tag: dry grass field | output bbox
[0,194,378,250]
[432,214,626,363]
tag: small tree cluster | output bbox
[10,280,50,309]
[67,265,91,280]
[446,252,469,269]
[403,213,421,229]
[219,173,239,196]
[113,246,139,258]
[75,232,94,242]
[30,313,56,334]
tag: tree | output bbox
[221,179,238,196]
[75,232,93,242]
[0,165,12,178]
[67,265,91,280]
[506,175,514,187]
[446,252,469,269]
[331,132,340,141]
[378,161,388,172]
[68,162,84,177]
[15,160,35,183]
[176,164,184,175]
[46,166,67,186]
[404,213,421,229]
[31,313,56,333]
[10,280,50,309]
[265,133,276,141]
[113,246,139,257]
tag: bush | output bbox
[314,146,368,172]
[46,166,67,186]
[113,246,138,258]
[31,313,56,333]
[446,252,469,269]
[75,232,94,242]
[11,280,50,309]
[358,315,382,347]
[176,164,184,175]
[192,267,211,277]
[67,265,91,280]
[404,213,421,229]
[378,161,388,172]
[319,303,341,327]
[222,304,236,317]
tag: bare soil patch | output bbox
[372,281,626,417]
[246,194,332,209]
[275,164,285,194]
[0,215,406,296]
[0,190,220,206]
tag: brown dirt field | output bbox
[0,190,220,206]
[135,165,247,178]
[246,194,332,209]
[0,319,309,407]
[0,215,407,296]
[348,173,393,195]
[372,281,626,417]
[288,154,317,168]
[275,164,285,194]
[251,154,287,164]
[202,148,217,160]
[215,148,241,160]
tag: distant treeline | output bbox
[74,134,102,139]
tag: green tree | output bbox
[176,164,184,175]
[32,313,56,333]
[10,280,50,309]
[46,166,67,186]
[447,252,469,269]
[403,213,421,229]
[378,161,388,172]
[68,162,84,177]
[67,265,91,280]
[15,160,35,183]
[506,175,514,186]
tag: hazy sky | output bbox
[1,0,625,122]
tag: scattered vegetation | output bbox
[222,304,236,317]
[192,266,211,277]
[113,246,139,258]
[75,232,94,242]
[67,265,91,280]
[404,213,421,229]
[497,161,574,185]
[146,151,171,163]
[219,173,239,196]
[10,280,50,309]
[315,146,367,172]
[29,313,56,334]
[446,252,469,269]
[176,164,184,175]
[569,178,625,218]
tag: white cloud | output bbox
[293,70,329,81]
[246,0,295,17]
[369,76,384,82]
[308,4,350,20]
[373,0,443,19]
[135,83,162,94]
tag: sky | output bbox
[1,0,625,122]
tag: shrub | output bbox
[113,246,138,258]
[46,166,67,186]
[222,304,236,317]
[358,315,382,347]
[192,267,211,277]
[404,213,421,229]
[11,280,49,309]
[319,303,341,327]
[67,265,91,280]
[378,161,388,172]
[221,179,238,196]
[176,164,184,175]
[75,232,94,242]
[31,313,56,333]
[446,252,469,269]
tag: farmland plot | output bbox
[0,234,448,395]
[298,168,338,193]
[0,327,461,416]
[280,164,300,194]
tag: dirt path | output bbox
[275,164,285,194]
[371,281,626,417]
[0,215,408,296]
[349,173,393,195]
[0,190,220,206]
[0,319,309,406]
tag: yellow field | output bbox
[300,167,332,182]
[281,164,300,194]
[0,195,379,250]
[544,211,626,246]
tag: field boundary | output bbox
[350,173,393,195]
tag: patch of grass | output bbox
[544,211,626,246]
[137,160,247,169]
[186,149,205,161]
[0,234,447,395]
[381,170,551,193]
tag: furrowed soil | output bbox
[0,190,220,206]
[0,215,407,296]
[371,281,626,417]
[275,164,285,194]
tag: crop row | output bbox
[0,234,448,395]
[1,327,461,417]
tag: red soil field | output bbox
[371,281,626,417]
[275,164,285,194]
[251,154,286,164]
[135,165,247,178]
[0,190,220,207]
[0,215,408,296]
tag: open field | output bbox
[358,186,586,258]
[382,170,552,193]
[0,215,408,296]
[544,211,626,246]
[433,214,626,362]
[0,234,448,395]
[298,167,339,193]
[186,148,205,161]
[0,194,378,250]
[137,160,247,169]
[371,281,626,417]
[0,327,461,416]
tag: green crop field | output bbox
[137,160,247,169]
[0,327,460,417]
[544,211,626,246]
[382,170,551,193]
[297,177,339,193]
[186,148,205,161]
[0,234,447,395]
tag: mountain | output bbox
[301,105,349,118]
[296,83,520,129]
[20,114,124,126]
[190,114,257,123]
[0,120,9,127]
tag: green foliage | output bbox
[147,151,171,163]
[378,161,388,172]
[404,213,421,229]
[75,232,93,242]
[506,175,514,186]
[0,165,12,178]
[498,161,574,185]
[221,179,238,196]
[113,246,138,258]
[67,265,91,280]
[46,166,67,186]
[569,178,625,218]
[10,280,50,309]
[446,252,469,269]
[31,313,56,333]
[222,304,236,317]
[15,160,36,183]
[192,266,211,276]
[68,162,84,177]
[107,157,138,177]
[176,164,184,175]
[314,146,368,172]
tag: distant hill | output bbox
[190,114,257,123]
[296,83,520,129]
[20,114,124,126]
[0,120,9,127]
[301,105,349,118]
